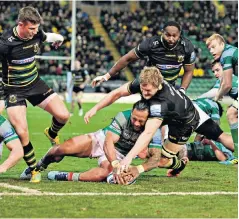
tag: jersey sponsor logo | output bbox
[11,56,35,64]
[33,43,39,52]
[156,64,182,70]
[8,95,17,103]
[190,51,196,62]
[8,36,15,42]
[150,104,161,117]
[178,55,184,62]
[165,54,176,57]
[153,40,159,46]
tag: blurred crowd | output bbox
[101,1,238,76]
[0,1,237,79]
[0,1,115,78]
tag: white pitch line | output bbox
[0,183,41,194]
[0,191,237,196]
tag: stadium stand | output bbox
[0,1,237,96]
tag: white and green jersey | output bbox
[193,98,220,122]
[0,115,19,144]
[220,44,238,76]
[103,110,161,156]
[213,75,238,100]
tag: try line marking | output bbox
[0,183,237,196]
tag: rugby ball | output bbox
[106,172,136,185]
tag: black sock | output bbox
[23,142,36,171]
[49,117,65,139]
[168,157,186,172]
[77,102,82,109]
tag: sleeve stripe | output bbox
[107,128,121,136]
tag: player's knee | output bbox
[55,111,70,123]
[15,126,29,139]
[158,156,172,168]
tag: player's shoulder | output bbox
[114,110,131,123]
[0,28,15,44]
[180,36,194,48]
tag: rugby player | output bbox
[35,100,163,183]
[91,21,196,92]
[199,61,238,100]
[70,61,90,116]
[85,66,234,183]
[0,6,70,182]
[206,34,238,164]
[184,98,234,162]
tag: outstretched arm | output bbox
[91,49,139,87]
[84,82,131,124]
[119,147,161,185]
[119,118,162,169]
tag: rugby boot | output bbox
[44,127,60,145]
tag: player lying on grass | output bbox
[0,115,23,174]
[35,100,167,183]
[85,66,234,184]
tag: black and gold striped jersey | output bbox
[134,35,196,83]
[0,27,46,87]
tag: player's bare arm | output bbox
[91,49,139,87]
[84,82,131,124]
[119,147,161,185]
[181,63,195,90]
[215,69,233,101]
[103,131,120,164]
[119,118,163,170]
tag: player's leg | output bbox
[40,94,70,145]
[0,139,23,173]
[36,134,93,171]
[0,116,23,173]
[158,139,188,177]
[7,104,40,181]
[196,118,237,164]
[76,91,84,116]
[48,160,112,182]
[227,103,238,156]
[70,91,76,116]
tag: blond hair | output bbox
[206,33,225,46]
[139,66,164,88]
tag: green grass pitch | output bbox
[0,103,238,218]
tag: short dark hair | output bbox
[132,100,150,113]
[216,101,224,117]
[163,21,181,32]
[18,6,42,24]
[211,60,221,68]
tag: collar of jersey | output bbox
[13,27,30,41]
[160,35,179,50]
